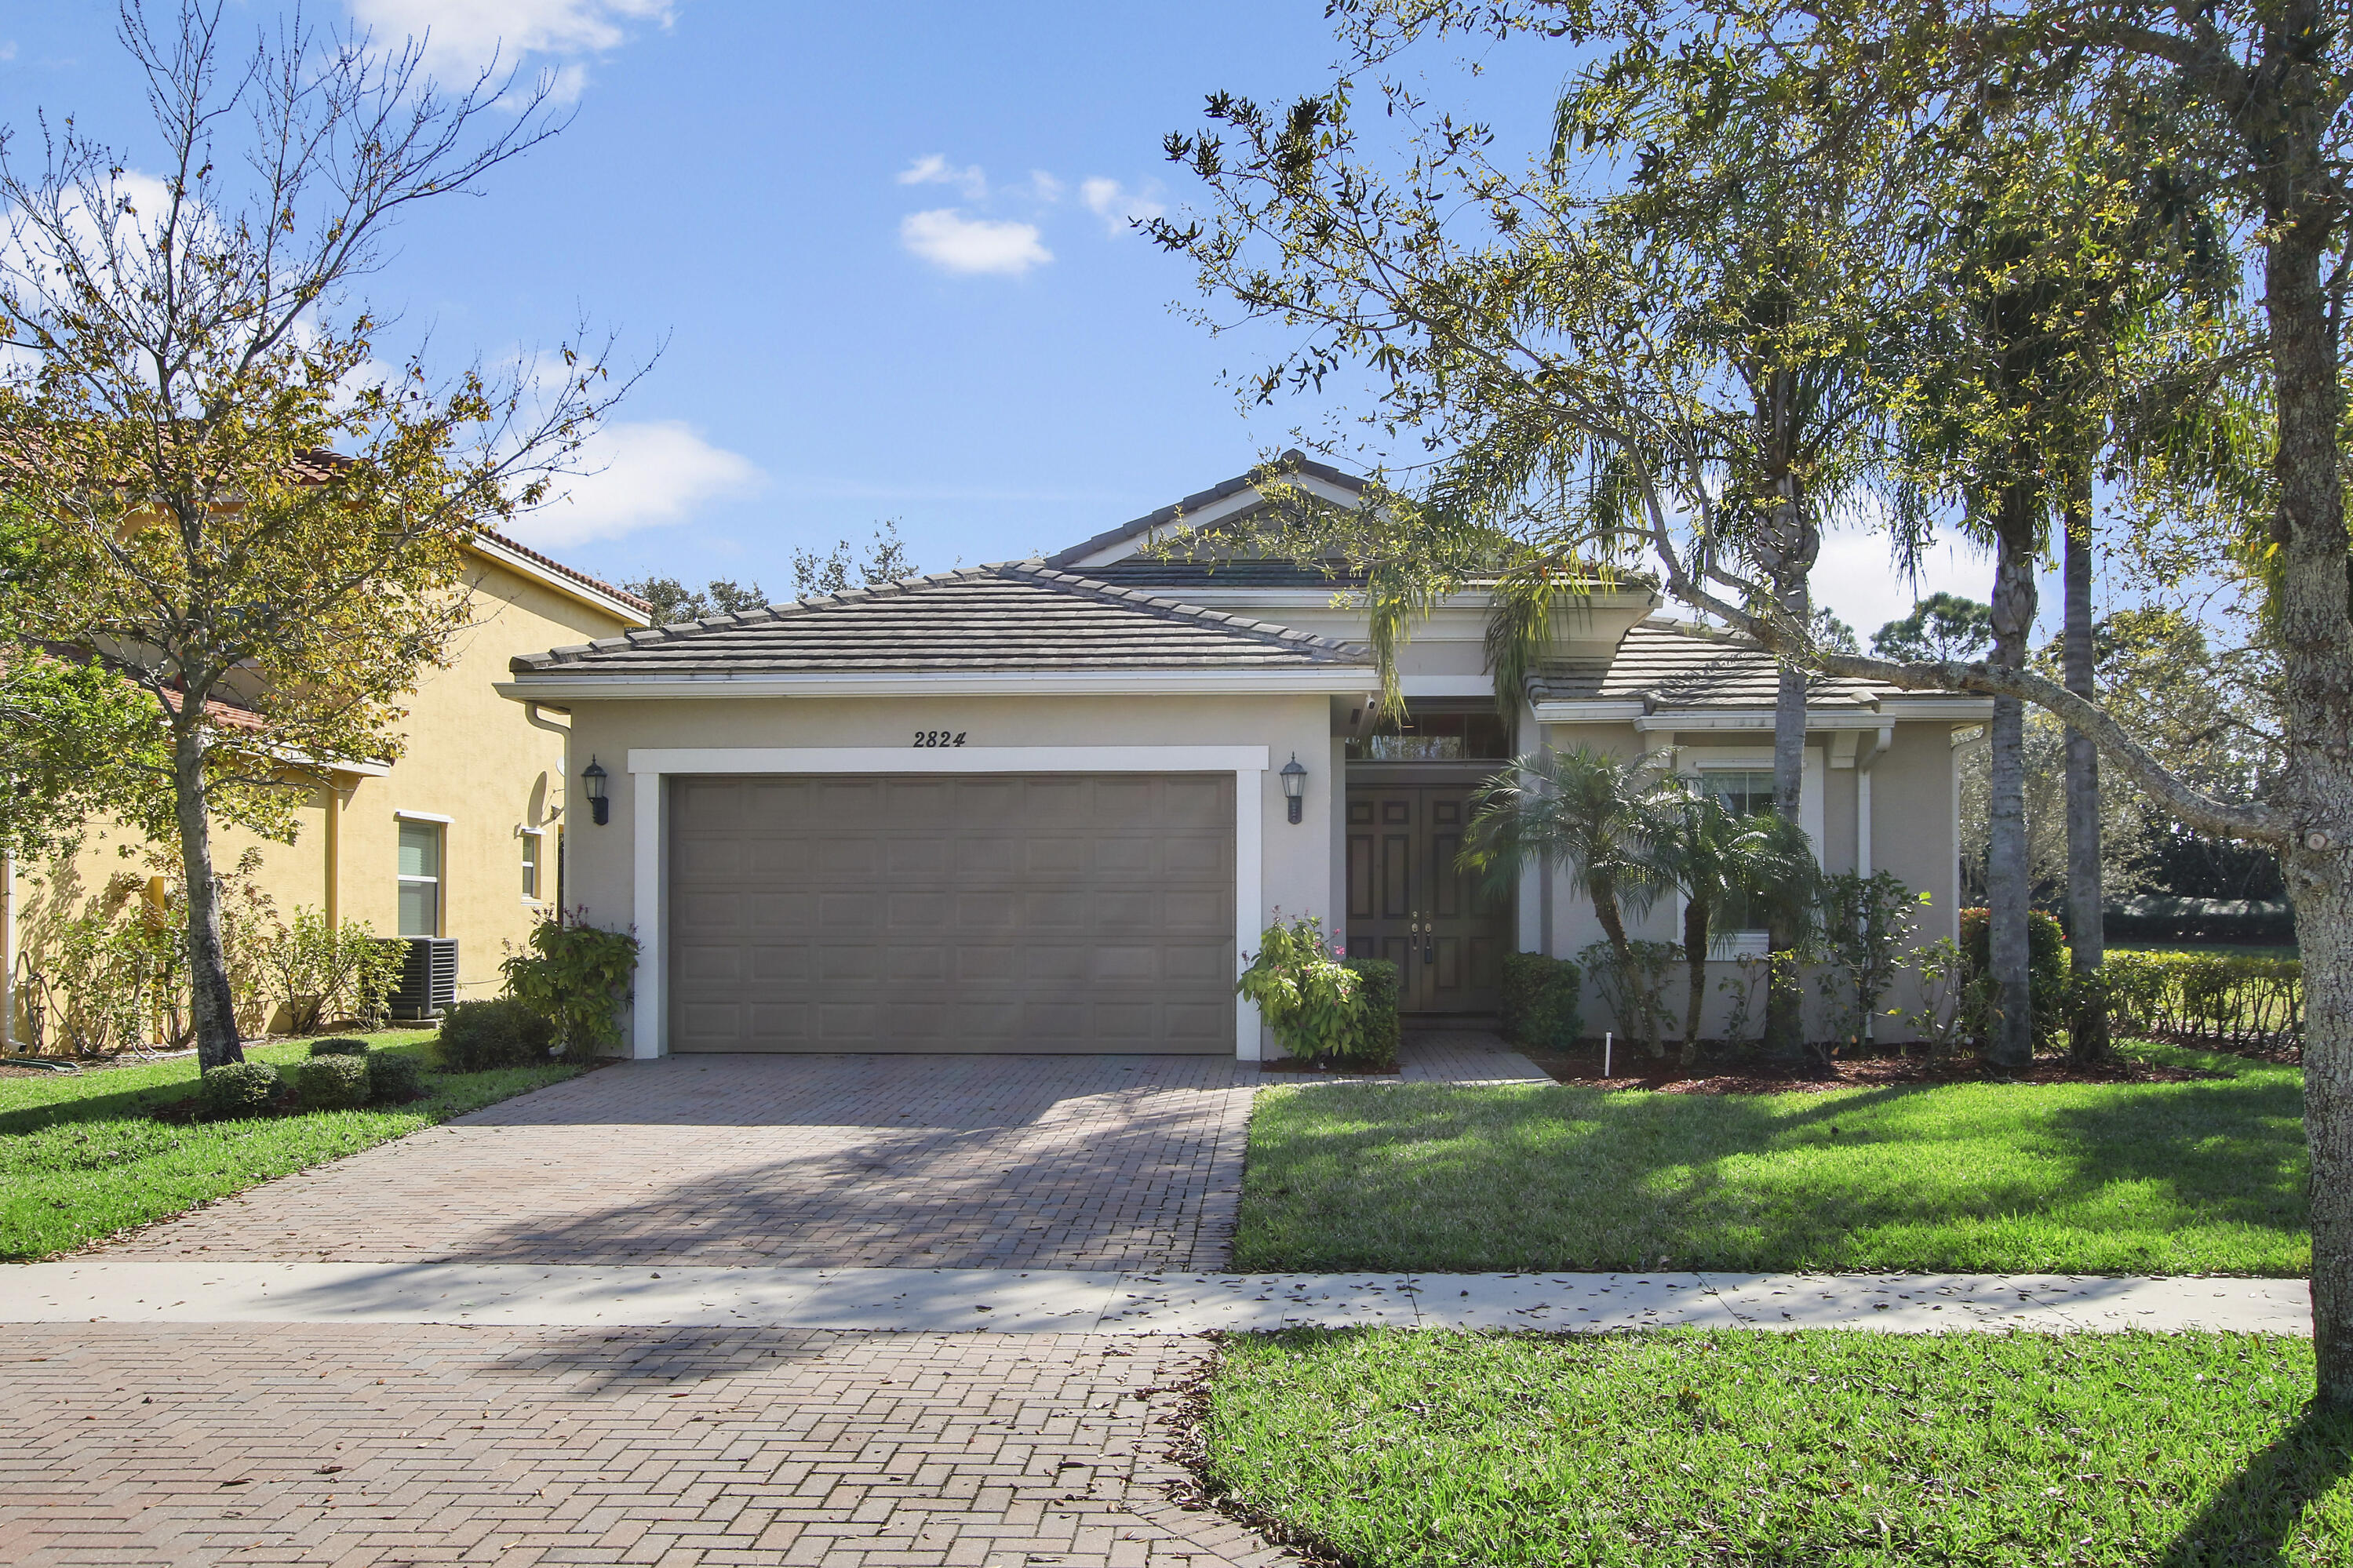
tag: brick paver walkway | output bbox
[0,1322,1279,1567]
[111,1054,1258,1271]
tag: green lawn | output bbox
[1204,1327,2353,1566]
[0,1032,582,1259]
[1236,1042,2307,1276]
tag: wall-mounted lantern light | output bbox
[1280,753,1308,824]
[582,756,610,826]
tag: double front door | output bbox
[1344,784,1507,1015]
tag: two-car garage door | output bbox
[667,773,1236,1053]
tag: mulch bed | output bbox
[1515,1046,2227,1093]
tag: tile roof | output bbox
[1527,620,1900,710]
[1042,449,1371,569]
[508,562,1374,677]
[1080,559,1371,589]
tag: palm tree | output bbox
[1644,783,1813,1067]
[1462,745,1668,1055]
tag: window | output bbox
[1345,705,1512,762]
[397,820,443,937]
[1702,769,1776,938]
[521,828,545,903]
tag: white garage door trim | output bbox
[627,746,1270,1060]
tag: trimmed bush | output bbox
[295,1053,370,1111]
[2103,951,2304,1045]
[1501,951,1583,1050]
[436,997,555,1072]
[366,1049,428,1104]
[199,1060,280,1119]
[1959,908,2068,1046]
[1342,959,1401,1064]
[308,1037,370,1058]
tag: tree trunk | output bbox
[2062,472,2110,1062]
[174,726,244,1071]
[1763,551,1814,1062]
[2264,209,2353,1406]
[1984,475,2039,1071]
[1681,893,1710,1068]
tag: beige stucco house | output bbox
[5,531,648,1041]
[500,457,1988,1060]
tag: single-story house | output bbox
[500,457,1989,1060]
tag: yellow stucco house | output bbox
[5,529,648,1042]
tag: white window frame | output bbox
[395,817,446,939]
[624,746,1271,1062]
[519,825,548,905]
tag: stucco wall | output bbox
[550,690,1344,1060]
[7,556,636,1042]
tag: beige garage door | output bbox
[668,773,1237,1053]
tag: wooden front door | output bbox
[1344,784,1506,1015]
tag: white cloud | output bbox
[347,0,672,89]
[896,154,989,201]
[1022,170,1065,203]
[511,419,760,546]
[1080,176,1164,236]
[898,209,1052,277]
[0,42,18,64]
[1811,525,1994,645]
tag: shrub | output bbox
[308,1037,369,1057]
[1958,908,2067,1046]
[199,1060,280,1119]
[294,1053,370,1111]
[437,998,555,1072]
[366,1049,428,1104]
[501,914,641,1058]
[256,908,406,1034]
[2102,951,2304,1046]
[1342,959,1401,1064]
[1237,914,1371,1060]
[1500,951,1583,1050]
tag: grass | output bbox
[0,1031,583,1260]
[1203,1326,2353,1566]
[1235,1042,2307,1276]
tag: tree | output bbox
[792,522,916,596]
[0,2,630,1071]
[1871,594,1993,664]
[623,575,770,626]
[1152,40,1900,1057]
[1462,746,1666,1054]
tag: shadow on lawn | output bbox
[2158,1403,2353,1566]
[1240,1071,2310,1273]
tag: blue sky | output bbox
[3,1,1998,635]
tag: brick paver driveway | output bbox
[5,1054,1286,1566]
[111,1053,1259,1271]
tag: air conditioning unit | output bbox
[384,937,459,1020]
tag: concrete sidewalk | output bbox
[2,1258,2308,1334]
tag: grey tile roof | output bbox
[508,562,1372,677]
[1527,620,1898,710]
[1081,559,1370,589]
[1042,449,1370,569]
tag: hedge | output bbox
[1342,958,1401,1065]
[1500,951,1583,1051]
[2104,951,2304,1046]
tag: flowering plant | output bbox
[1236,911,1367,1060]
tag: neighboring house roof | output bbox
[1080,559,1370,590]
[1528,619,1954,713]
[466,526,651,622]
[508,562,1372,678]
[1043,449,1371,569]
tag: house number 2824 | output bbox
[913,730,967,748]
